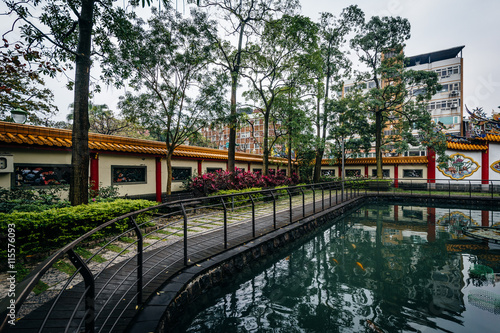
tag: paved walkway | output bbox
[7,189,356,333]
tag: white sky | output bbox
[7,0,500,121]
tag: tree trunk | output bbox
[287,130,292,176]
[313,148,324,182]
[375,110,383,179]
[166,152,173,195]
[228,73,237,173]
[313,94,322,182]
[263,111,270,175]
[69,0,94,206]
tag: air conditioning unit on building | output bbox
[450,90,459,97]
[451,103,458,108]
[0,154,14,173]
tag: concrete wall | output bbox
[490,142,500,182]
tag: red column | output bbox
[427,207,436,242]
[482,144,489,184]
[394,205,399,221]
[364,165,369,177]
[197,159,202,176]
[248,162,251,173]
[427,148,436,183]
[90,153,99,195]
[482,210,489,227]
[394,164,399,188]
[156,157,162,203]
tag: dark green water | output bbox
[173,203,500,332]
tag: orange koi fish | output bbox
[366,319,383,333]
[332,258,339,264]
[351,244,356,249]
[356,262,365,271]
[285,256,290,261]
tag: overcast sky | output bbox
[28,0,500,121]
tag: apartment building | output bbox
[342,45,465,159]
[407,45,464,135]
[200,109,283,156]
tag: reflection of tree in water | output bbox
[181,206,480,332]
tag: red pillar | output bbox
[156,157,162,203]
[427,148,436,183]
[248,162,251,173]
[394,164,399,188]
[90,152,99,195]
[197,159,202,176]
[482,210,489,227]
[365,165,369,177]
[482,144,489,184]
[394,205,399,221]
[427,207,436,242]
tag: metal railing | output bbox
[2,178,499,332]
[0,180,364,333]
[361,178,500,198]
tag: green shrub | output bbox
[0,199,158,262]
[209,187,264,206]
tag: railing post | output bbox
[129,216,143,305]
[179,203,189,266]
[67,249,95,333]
[410,180,413,196]
[270,191,277,229]
[469,180,472,198]
[220,197,228,249]
[312,185,316,214]
[329,183,332,207]
[492,181,494,198]
[449,180,451,198]
[286,188,293,223]
[300,187,305,217]
[336,184,338,205]
[248,194,255,238]
[320,185,324,210]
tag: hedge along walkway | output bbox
[7,188,352,333]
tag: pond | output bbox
[171,203,500,332]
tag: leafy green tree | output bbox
[3,0,165,205]
[197,0,299,172]
[67,102,147,137]
[312,6,364,182]
[350,15,445,178]
[0,40,60,124]
[108,8,227,194]
[243,14,318,175]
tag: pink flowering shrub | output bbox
[187,169,299,196]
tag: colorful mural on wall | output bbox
[437,211,478,238]
[437,153,480,180]
[491,159,500,174]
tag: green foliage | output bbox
[0,186,70,213]
[0,199,157,261]
[89,183,120,201]
[210,187,265,206]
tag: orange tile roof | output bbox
[322,156,428,165]
[447,141,488,150]
[476,133,500,142]
[0,121,289,164]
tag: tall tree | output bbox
[108,7,227,194]
[4,0,138,204]
[3,0,162,205]
[312,6,364,182]
[242,14,318,175]
[198,0,299,172]
[350,16,446,178]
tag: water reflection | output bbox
[174,204,500,332]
